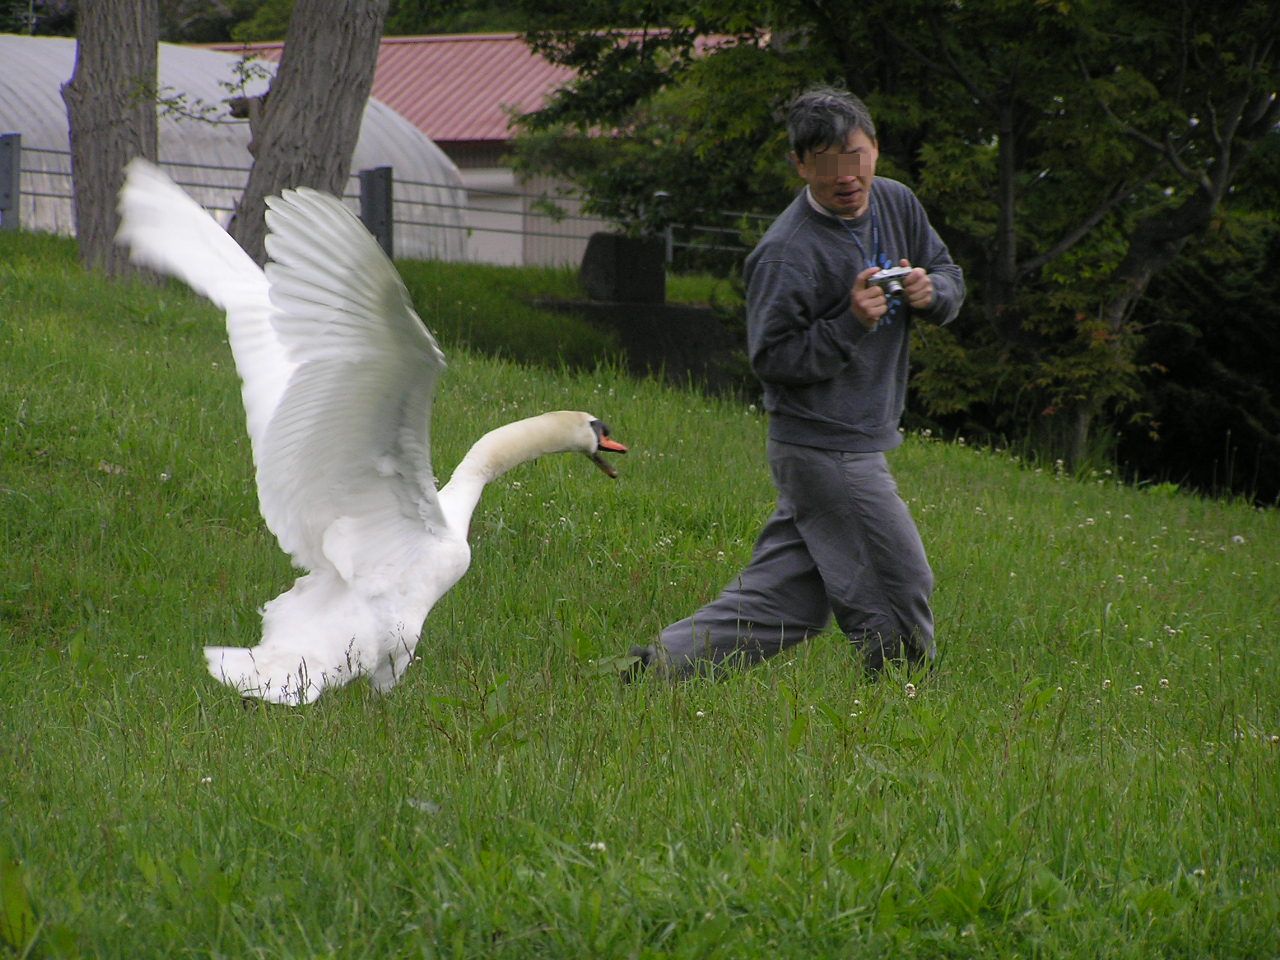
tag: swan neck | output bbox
[462,416,564,481]
[437,414,571,531]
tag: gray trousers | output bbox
[654,440,935,676]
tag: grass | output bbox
[2,232,1279,958]
[392,260,738,373]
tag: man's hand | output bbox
[852,260,934,330]
[898,258,934,310]
[851,266,887,330]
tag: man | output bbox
[630,85,965,679]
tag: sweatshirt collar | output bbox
[803,186,870,226]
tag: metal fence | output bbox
[1,137,765,272]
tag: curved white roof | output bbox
[0,33,467,260]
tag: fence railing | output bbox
[1,137,764,271]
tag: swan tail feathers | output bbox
[204,645,326,706]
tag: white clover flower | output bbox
[904,682,918,700]
[1102,679,1112,689]
[587,842,607,853]
[1159,678,1170,689]
[1231,535,1246,545]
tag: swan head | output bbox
[531,411,627,477]
[582,414,628,478]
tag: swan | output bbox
[115,159,627,705]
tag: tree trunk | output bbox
[61,0,158,276]
[230,0,389,264]
[1064,189,1217,465]
[1101,189,1215,336]
[990,100,1018,334]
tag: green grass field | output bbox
[2,233,1278,958]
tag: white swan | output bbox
[115,159,627,705]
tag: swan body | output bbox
[116,159,626,704]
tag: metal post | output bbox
[0,133,20,230]
[359,165,393,258]
[651,189,672,264]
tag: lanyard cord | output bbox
[840,198,903,324]
[839,198,889,271]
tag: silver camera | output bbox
[869,265,912,298]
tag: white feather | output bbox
[116,159,624,705]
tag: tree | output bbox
[227,0,531,42]
[159,0,260,43]
[517,33,800,235]
[886,0,1280,464]
[229,0,389,263]
[513,0,1280,472]
[60,0,159,276]
[1120,131,1280,502]
[1,0,74,34]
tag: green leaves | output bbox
[508,0,1279,478]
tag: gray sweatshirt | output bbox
[744,178,964,452]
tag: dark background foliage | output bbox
[6,0,1278,503]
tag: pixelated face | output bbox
[792,129,879,218]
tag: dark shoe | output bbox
[856,636,934,681]
[619,645,651,683]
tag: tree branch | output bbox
[875,17,993,106]
[924,17,992,105]
[1017,169,1159,279]
[1077,55,1211,192]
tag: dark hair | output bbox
[786,86,877,160]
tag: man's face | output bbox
[792,128,879,218]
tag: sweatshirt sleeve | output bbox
[906,191,964,326]
[745,257,871,386]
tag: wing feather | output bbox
[254,187,448,579]
[120,161,449,585]
[116,158,294,460]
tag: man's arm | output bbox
[745,257,870,386]
[905,194,965,326]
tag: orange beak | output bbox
[590,436,627,478]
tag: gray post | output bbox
[0,133,20,231]
[359,166,394,258]
[651,189,673,264]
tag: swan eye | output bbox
[587,419,627,465]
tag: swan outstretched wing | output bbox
[256,187,448,581]
[116,158,294,461]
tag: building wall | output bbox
[442,141,609,268]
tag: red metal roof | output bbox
[212,33,574,145]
